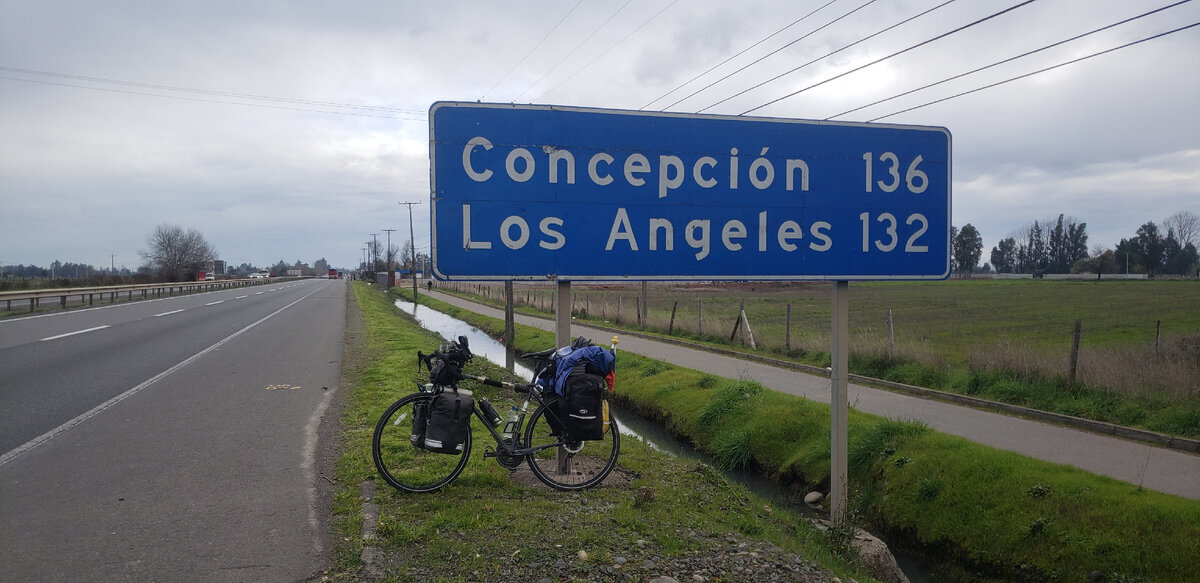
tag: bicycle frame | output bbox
[462,380,566,459]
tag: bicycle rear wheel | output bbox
[372,392,470,493]
[523,400,620,491]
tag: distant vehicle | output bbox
[328,269,338,279]
[196,271,207,282]
[249,272,270,279]
[205,272,216,281]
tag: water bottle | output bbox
[479,398,502,427]
[501,405,520,441]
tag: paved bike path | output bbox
[424,290,1200,500]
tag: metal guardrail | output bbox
[0,278,287,313]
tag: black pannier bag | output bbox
[559,365,605,441]
[423,388,473,454]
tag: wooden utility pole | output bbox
[381,228,396,288]
[399,201,421,300]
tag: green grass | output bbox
[437,279,1200,439]
[410,284,1200,582]
[328,283,876,582]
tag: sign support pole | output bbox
[556,280,571,474]
[830,280,849,525]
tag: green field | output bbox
[388,284,1200,582]
[440,279,1200,438]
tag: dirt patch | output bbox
[506,462,638,490]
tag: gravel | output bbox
[359,533,849,583]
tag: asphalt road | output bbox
[425,289,1200,500]
[0,278,346,581]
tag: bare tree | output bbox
[140,223,217,281]
[1163,210,1198,248]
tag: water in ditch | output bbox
[394,297,934,581]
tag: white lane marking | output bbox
[235,295,248,299]
[205,300,225,306]
[1,285,327,468]
[154,309,186,317]
[303,387,336,558]
[39,325,111,342]
[255,292,264,295]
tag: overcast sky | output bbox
[2,0,1197,272]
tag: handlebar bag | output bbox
[424,388,473,454]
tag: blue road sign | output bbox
[430,102,950,281]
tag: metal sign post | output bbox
[830,280,849,524]
[556,280,571,474]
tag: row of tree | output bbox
[3,224,338,285]
[988,214,1091,274]
[950,210,1198,277]
[1,262,136,279]
[361,239,430,273]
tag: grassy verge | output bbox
[327,283,875,582]
[435,281,1200,440]
[400,286,1200,582]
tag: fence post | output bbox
[785,302,792,352]
[698,299,703,337]
[640,281,648,326]
[730,301,743,343]
[1155,320,1161,358]
[668,300,678,334]
[887,308,896,360]
[636,297,642,327]
[741,307,757,349]
[1068,319,1082,385]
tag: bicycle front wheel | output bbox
[523,400,620,491]
[372,393,470,493]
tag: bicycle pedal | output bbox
[482,446,497,459]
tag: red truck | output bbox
[328,269,339,279]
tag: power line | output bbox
[641,0,840,110]
[534,0,680,102]
[740,0,1039,116]
[664,0,881,111]
[481,0,585,100]
[0,66,426,116]
[513,0,635,102]
[866,21,1200,122]
[698,0,959,114]
[0,75,427,121]
[825,0,1194,121]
